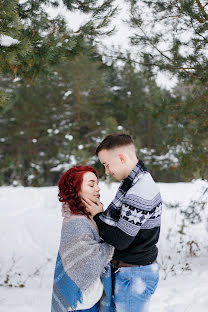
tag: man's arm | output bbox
[83,196,159,250]
[93,212,135,250]
[82,197,137,250]
[94,203,157,250]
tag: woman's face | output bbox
[79,172,100,203]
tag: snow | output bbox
[65,134,73,141]
[0,35,19,47]
[0,180,208,311]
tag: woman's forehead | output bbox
[83,171,98,182]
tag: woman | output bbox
[51,166,115,312]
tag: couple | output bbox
[51,133,162,312]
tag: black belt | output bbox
[111,259,156,268]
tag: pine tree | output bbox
[127,0,208,81]
[54,52,117,166]
[0,47,116,186]
[105,60,181,181]
[126,0,208,179]
[0,0,117,108]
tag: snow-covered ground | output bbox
[0,180,208,312]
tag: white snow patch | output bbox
[65,134,73,141]
[0,35,19,47]
[63,90,72,99]
[117,125,123,130]
[0,180,208,311]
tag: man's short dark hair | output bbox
[96,133,134,155]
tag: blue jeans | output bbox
[73,302,99,312]
[113,262,159,312]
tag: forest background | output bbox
[0,0,207,187]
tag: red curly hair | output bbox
[58,165,99,217]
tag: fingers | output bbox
[94,198,100,205]
[94,199,103,209]
[81,197,104,216]
[82,197,100,206]
[81,198,91,207]
[81,197,92,205]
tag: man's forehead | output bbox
[98,149,111,162]
[98,149,117,163]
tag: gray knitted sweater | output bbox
[51,215,115,312]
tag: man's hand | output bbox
[82,197,104,217]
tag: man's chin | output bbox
[112,175,121,181]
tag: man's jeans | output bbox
[73,302,99,312]
[113,262,159,312]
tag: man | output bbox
[84,133,162,312]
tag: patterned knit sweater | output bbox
[93,161,162,265]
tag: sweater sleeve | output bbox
[93,203,156,251]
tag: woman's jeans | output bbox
[113,262,159,312]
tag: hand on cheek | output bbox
[81,197,104,217]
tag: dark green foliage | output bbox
[0,76,65,186]
[1,1,72,78]
[0,0,117,106]
[62,0,117,36]
[127,0,208,81]
[0,50,119,186]
[0,49,179,186]
[126,0,208,180]
[1,0,207,185]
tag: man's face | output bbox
[98,149,128,181]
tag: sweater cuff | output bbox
[93,212,102,223]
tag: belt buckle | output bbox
[111,260,120,273]
[114,267,120,273]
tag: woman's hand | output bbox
[82,197,104,217]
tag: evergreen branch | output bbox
[153,15,183,21]
[176,0,207,24]
[136,26,194,77]
[83,128,100,138]
[103,52,197,71]
[195,0,208,20]
[190,18,208,42]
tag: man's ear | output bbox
[118,153,126,164]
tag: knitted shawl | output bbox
[51,216,115,312]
